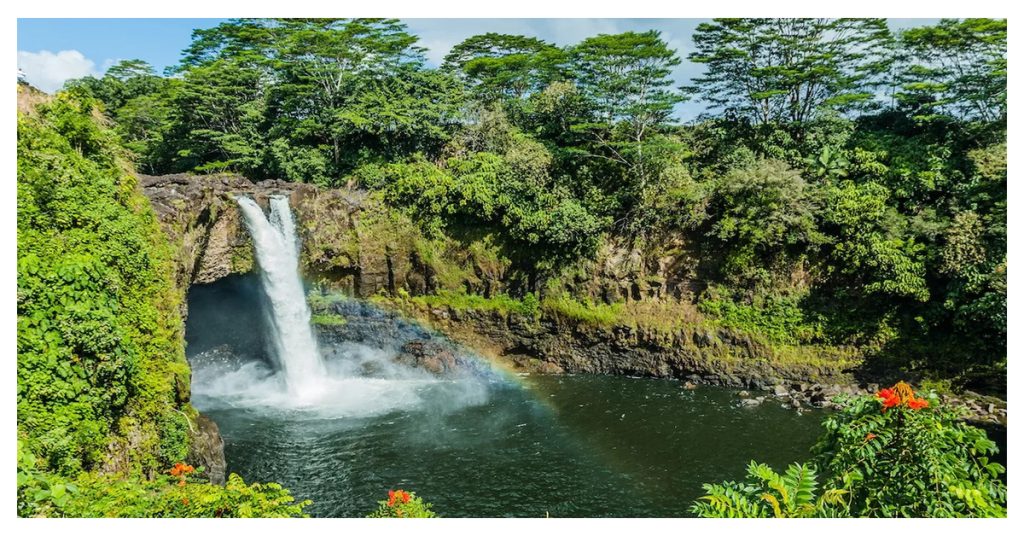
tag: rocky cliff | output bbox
[142,173,1007,426]
[142,173,857,386]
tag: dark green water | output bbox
[199,374,825,517]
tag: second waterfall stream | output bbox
[236,195,326,396]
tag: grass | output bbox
[311,313,347,326]
[541,294,623,326]
[406,289,540,317]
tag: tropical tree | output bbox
[687,19,893,128]
[568,30,686,232]
[442,33,565,104]
[896,18,1007,122]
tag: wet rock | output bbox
[682,381,698,390]
[740,398,762,407]
[187,413,226,485]
[773,385,790,397]
[738,390,751,398]
[396,340,459,375]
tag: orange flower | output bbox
[865,432,877,441]
[170,462,195,477]
[893,381,915,403]
[876,388,895,400]
[178,479,187,487]
[387,489,411,507]
[182,497,190,506]
[907,397,929,410]
[880,393,901,410]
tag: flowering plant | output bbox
[367,489,437,518]
[812,381,1004,517]
[693,382,1005,517]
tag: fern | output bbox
[692,461,845,518]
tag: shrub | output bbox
[698,290,825,345]
[813,381,1006,517]
[692,382,1006,517]
[367,489,437,518]
[18,444,310,518]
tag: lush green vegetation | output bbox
[18,91,191,476]
[17,87,307,518]
[62,17,1006,390]
[18,442,309,517]
[692,382,1006,517]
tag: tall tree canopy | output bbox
[442,33,565,103]
[896,18,1007,122]
[687,19,893,126]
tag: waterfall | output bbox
[236,195,325,394]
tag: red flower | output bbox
[170,463,195,477]
[907,397,929,410]
[880,393,901,410]
[876,388,895,400]
[387,489,411,506]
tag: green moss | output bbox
[311,313,348,326]
[406,289,540,317]
[542,294,623,326]
[229,243,254,273]
[307,290,348,311]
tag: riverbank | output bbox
[309,293,1007,428]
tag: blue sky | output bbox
[17,18,938,121]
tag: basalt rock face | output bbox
[141,173,440,302]
[314,299,494,379]
[141,174,722,307]
[186,414,226,485]
[141,173,855,389]
[383,301,859,388]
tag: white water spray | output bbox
[236,196,326,395]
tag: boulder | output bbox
[187,413,226,485]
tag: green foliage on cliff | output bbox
[18,92,191,476]
[17,91,308,518]
[400,289,541,318]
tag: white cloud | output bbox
[17,49,100,93]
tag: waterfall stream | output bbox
[236,196,326,395]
